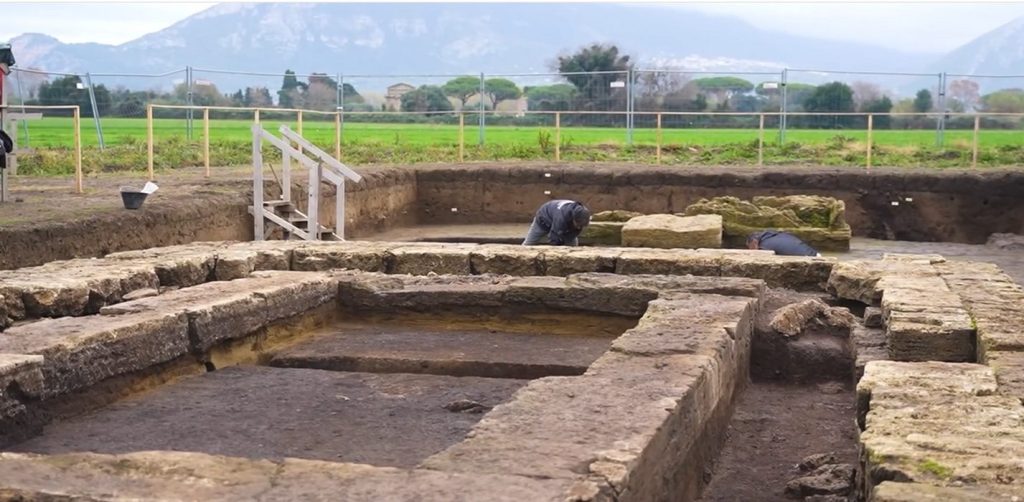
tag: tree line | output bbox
[13,42,1024,129]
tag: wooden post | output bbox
[458,113,465,162]
[252,125,265,240]
[73,106,83,193]
[146,104,154,181]
[866,114,874,171]
[336,179,345,240]
[758,113,765,167]
[334,112,341,161]
[282,150,291,203]
[972,115,980,168]
[254,108,260,124]
[656,113,663,164]
[308,162,321,240]
[203,108,210,177]
[296,110,304,156]
[555,112,561,162]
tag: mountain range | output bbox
[9,3,1024,97]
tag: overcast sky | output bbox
[3,1,1024,54]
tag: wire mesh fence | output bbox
[6,64,1024,172]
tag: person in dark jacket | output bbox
[747,230,820,256]
[522,199,591,246]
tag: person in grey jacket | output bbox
[747,230,820,256]
[522,200,591,246]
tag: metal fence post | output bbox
[555,112,561,162]
[972,115,980,168]
[779,68,788,144]
[478,72,485,146]
[186,66,194,140]
[758,113,765,166]
[338,73,345,145]
[656,113,662,164]
[936,72,947,147]
[73,106,82,193]
[203,107,210,177]
[459,113,465,162]
[866,114,874,171]
[626,68,634,145]
[84,72,105,149]
[147,104,154,180]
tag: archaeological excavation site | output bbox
[0,163,1023,501]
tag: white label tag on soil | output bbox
[141,182,159,194]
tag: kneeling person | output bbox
[523,200,591,246]
[747,230,820,257]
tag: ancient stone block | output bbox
[385,245,475,275]
[720,254,833,291]
[682,195,851,251]
[615,248,721,276]
[886,309,975,362]
[291,243,387,272]
[0,451,583,502]
[984,350,1024,404]
[469,245,542,276]
[591,210,643,222]
[863,307,883,328]
[0,311,189,398]
[621,214,723,249]
[579,221,624,246]
[0,354,44,421]
[858,361,1024,496]
[423,353,723,501]
[540,248,619,276]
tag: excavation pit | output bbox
[0,241,1021,500]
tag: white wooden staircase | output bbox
[251,124,362,241]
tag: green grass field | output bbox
[10,116,1024,149]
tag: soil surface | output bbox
[10,366,525,467]
[699,382,859,502]
[752,289,856,384]
[270,318,616,379]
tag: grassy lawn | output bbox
[11,116,1024,149]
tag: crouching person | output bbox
[523,200,591,246]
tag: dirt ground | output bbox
[752,289,857,384]
[699,382,859,502]
[0,166,252,228]
[10,366,525,468]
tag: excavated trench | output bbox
[2,267,873,500]
[7,305,639,468]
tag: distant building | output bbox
[385,83,416,111]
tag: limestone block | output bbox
[579,221,624,246]
[212,249,257,281]
[615,248,721,276]
[423,353,722,501]
[863,307,883,328]
[0,311,189,398]
[567,273,765,300]
[0,354,44,420]
[720,254,833,291]
[291,242,388,272]
[616,294,754,358]
[100,272,336,353]
[886,309,975,362]
[0,451,582,502]
[469,245,542,276]
[621,214,722,249]
[591,210,643,222]
[154,253,216,288]
[858,361,1024,495]
[540,248,619,276]
[505,276,655,317]
[984,350,1024,404]
[385,245,476,275]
